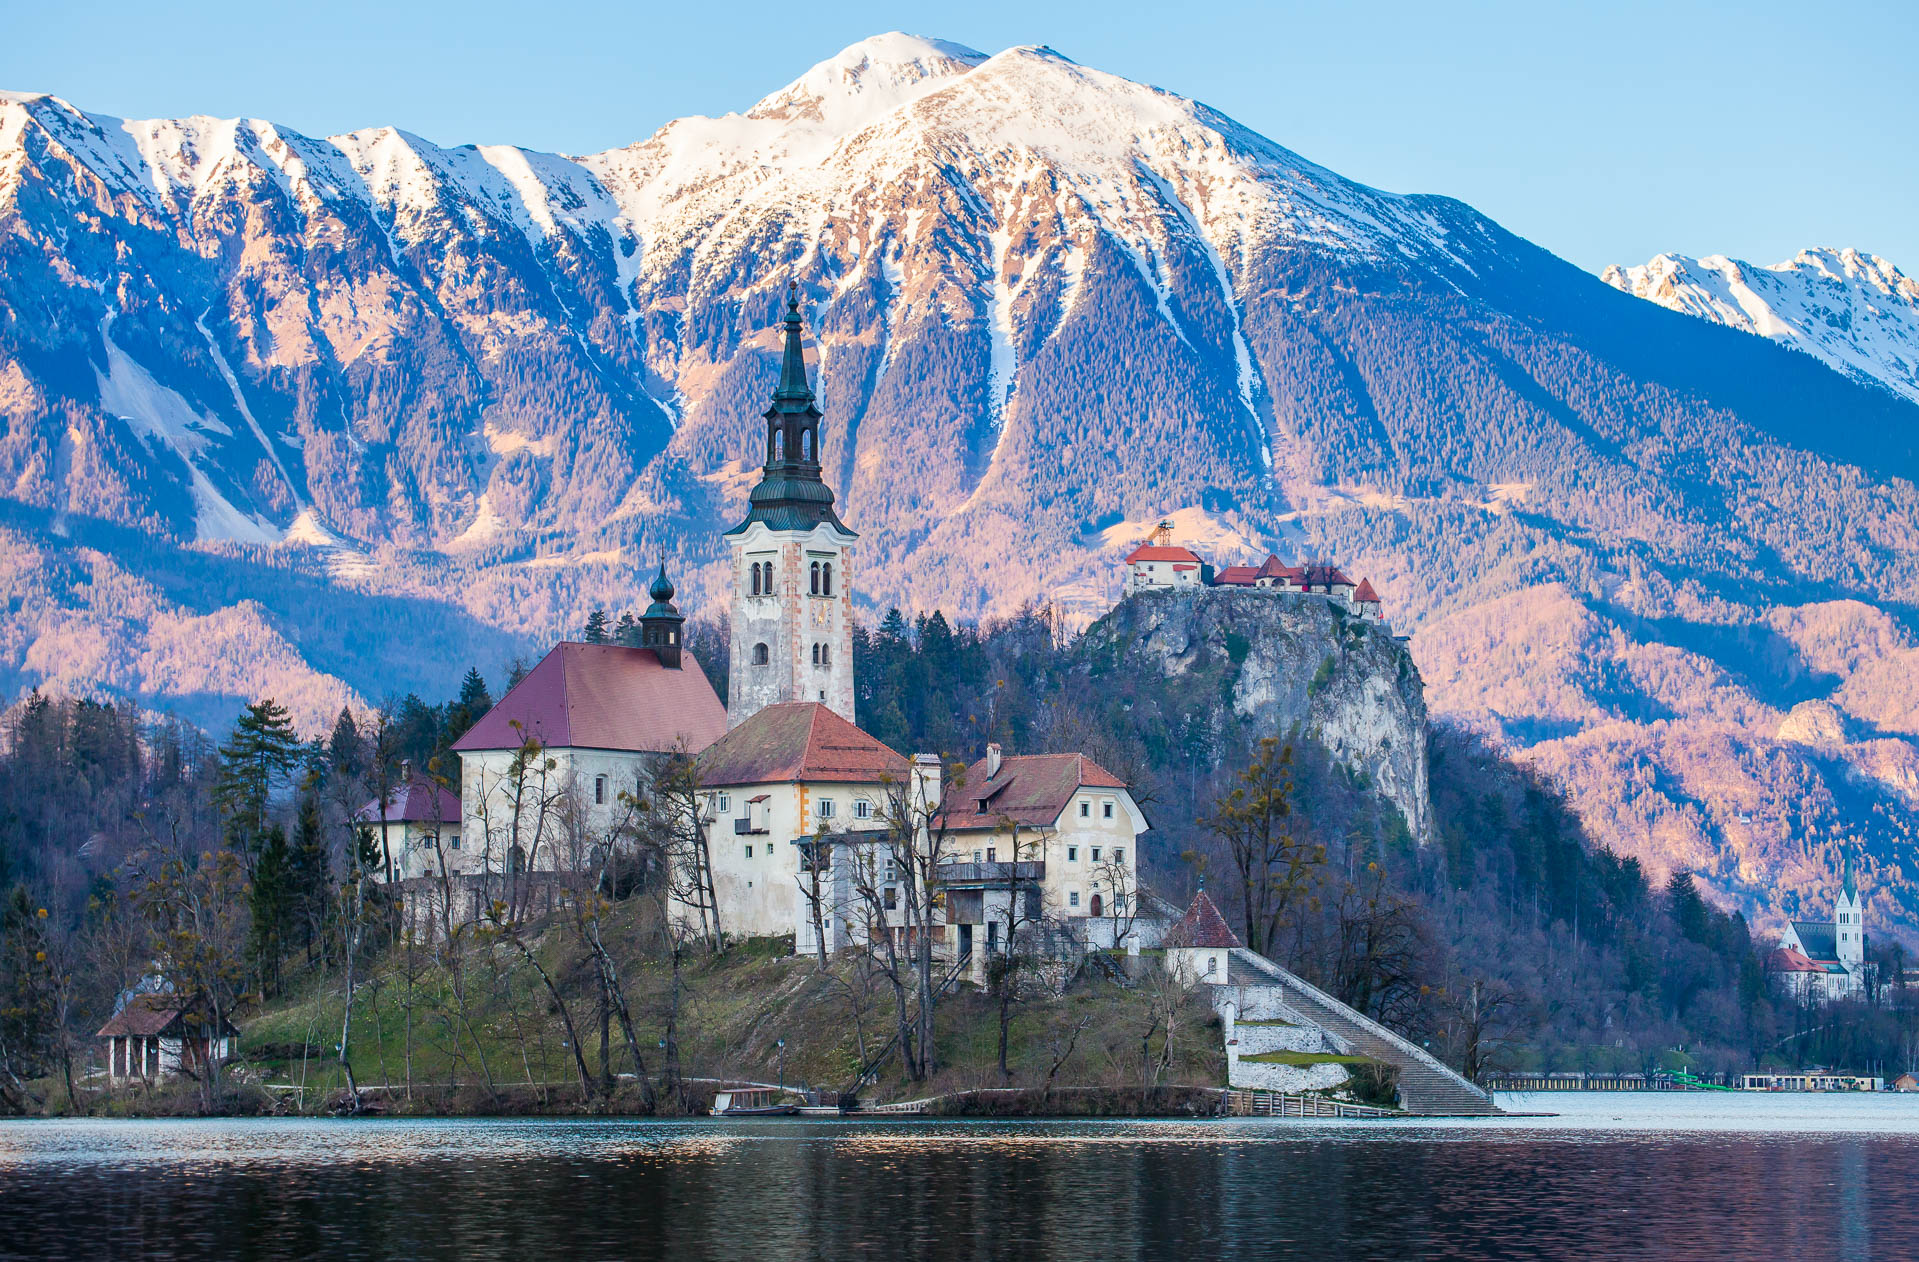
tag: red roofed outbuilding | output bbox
[1164,889,1242,985]
[354,775,463,883]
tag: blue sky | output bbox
[8,0,1914,273]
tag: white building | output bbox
[1771,857,1868,1001]
[449,570,727,910]
[726,285,857,729]
[1124,520,1205,592]
[96,994,238,1084]
[1161,889,1242,986]
[354,775,461,882]
[934,746,1149,970]
[692,701,906,942]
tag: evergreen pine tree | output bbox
[583,610,611,643]
[289,792,330,963]
[214,699,303,872]
[457,667,492,714]
[613,612,641,647]
[250,824,294,994]
[326,708,361,781]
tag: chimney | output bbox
[985,742,1002,780]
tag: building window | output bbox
[884,886,898,910]
[819,798,835,819]
[822,562,833,596]
[1206,956,1218,978]
[752,642,769,665]
[986,847,996,863]
[884,860,898,882]
[811,643,819,666]
[855,799,871,819]
[1113,848,1122,865]
[717,793,731,812]
[1067,846,1077,862]
[801,428,814,460]
[1069,891,1080,908]
[973,850,983,863]
[1091,847,1101,863]
[744,845,753,859]
[594,776,607,805]
[749,564,761,596]
[1079,801,1090,818]
[1103,802,1114,819]
[810,561,820,595]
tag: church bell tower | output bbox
[725,285,857,729]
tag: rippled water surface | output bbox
[4,1093,1917,1259]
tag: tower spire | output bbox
[725,283,851,537]
[639,552,685,669]
[1842,849,1858,903]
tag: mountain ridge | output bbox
[3,33,1918,940]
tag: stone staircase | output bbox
[1220,949,1499,1116]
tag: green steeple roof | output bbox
[639,557,685,669]
[726,284,853,537]
[1842,850,1858,903]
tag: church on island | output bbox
[384,289,1148,975]
[1766,857,1868,1002]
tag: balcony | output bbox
[733,818,768,836]
[939,861,1045,888]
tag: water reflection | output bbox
[4,1101,1918,1260]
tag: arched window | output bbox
[819,643,831,668]
[774,430,786,461]
[768,431,778,463]
[810,561,820,595]
[810,643,819,666]
[821,562,833,596]
[760,561,773,593]
[749,564,761,596]
[1090,893,1103,918]
[752,642,769,666]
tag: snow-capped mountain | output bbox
[1603,247,1919,405]
[3,34,1919,930]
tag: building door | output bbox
[1089,893,1103,918]
[959,923,973,963]
[986,920,999,953]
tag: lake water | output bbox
[3,1093,1916,1259]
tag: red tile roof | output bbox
[696,702,906,787]
[1256,555,1303,582]
[939,752,1129,831]
[1354,579,1380,604]
[1214,566,1260,586]
[452,643,727,755]
[1766,946,1822,974]
[1126,544,1203,564]
[354,776,461,826]
[1164,890,1242,950]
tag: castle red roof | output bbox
[1214,566,1261,586]
[354,777,460,826]
[696,702,906,788]
[1354,579,1381,604]
[939,752,1130,831]
[1126,544,1203,564]
[1164,890,1242,950]
[452,643,727,755]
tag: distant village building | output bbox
[1768,857,1867,1001]
[354,773,462,882]
[96,994,238,1084]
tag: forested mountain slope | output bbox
[2,34,1917,934]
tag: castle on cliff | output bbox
[1122,521,1384,623]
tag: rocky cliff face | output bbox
[1078,588,1429,844]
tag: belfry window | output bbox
[749,564,761,596]
[752,642,769,666]
[821,562,833,596]
[773,430,785,461]
[810,561,820,595]
[801,428,813,460]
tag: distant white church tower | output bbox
[1835,851,1865,972]
[726,285,857,729]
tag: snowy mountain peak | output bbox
[747,33,987,127]
[1603,247,1919,405]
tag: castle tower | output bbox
[639,559,684,669]
[1835,851,1864,970]
[725,285,857,729]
